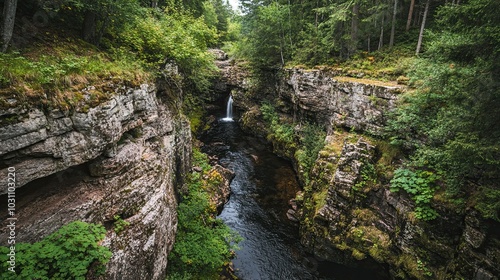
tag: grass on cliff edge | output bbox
[288,45,415,83]
[0,33,150,111]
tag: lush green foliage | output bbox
[261,102,295,147]
[230,0,442,69]
[388,0,500,221]
[167,149,240,279]
[353,162,377,192]
[1,0,234,108]
[0,221,111,279]
[113,215,130,234]
[261,102,325,182]
[236,2,292,69]
[0,42,147,109]
[116,9,219,91]
[390,168,439,221]
[295,123,327,182]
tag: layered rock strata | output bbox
[0,83,191,279]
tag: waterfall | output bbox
[222,96,234,122]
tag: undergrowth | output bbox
[0,221,111,279]
[390,168,439,221]
[167,148,240,279]
[0,36,148,111]
[260,101,325,183]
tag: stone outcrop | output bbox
[279,68,403,135]
[0,82,192,279]
[298,134,499,279]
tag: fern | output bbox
[390,168,439,221]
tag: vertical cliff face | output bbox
[300,133,499,279]
[278,68,402,135]
[219,60,499,279]
[0,81,192,279]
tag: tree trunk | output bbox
[349,3,359,56]
[1,0,18,52]
[415,0,430,55]
[83,11,97,44]
[415,3,422,27]
[406,0,415,31]
[378,16,385,50]
[389,0,397,47]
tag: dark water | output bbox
[201,119,385,280]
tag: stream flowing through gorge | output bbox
[199,99,382,280]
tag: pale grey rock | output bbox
[279,68,402,135]
[0,82,192,280]
[465,225,486,249]
[0,84,165,194]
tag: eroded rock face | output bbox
[295,134,499,279]
[279,68,403,135]
[0,84,192,279]
[0,84,166,192]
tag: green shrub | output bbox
[261,102,326,182]
[167,149,240,279]
[118,10,218,92]
[113,215,130,234]
[353,162,377,192]
[296,123,326,182]
[475,187,500,221]
[390,168,439,221]
[260,102,295,148]
[0,221,111,279]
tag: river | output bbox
[200,114,384,280]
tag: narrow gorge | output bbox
[1,47,498,279]
[0,0,498,277]
[213,53,499,279]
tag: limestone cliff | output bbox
[218,59,499,279]
[0,80,192,279]
[278,68,402,135]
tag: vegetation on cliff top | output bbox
[387,0,500,221]
[0,0,234,110]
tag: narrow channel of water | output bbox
[201,110,385,279]
[201,120,319,279]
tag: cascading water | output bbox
[222,95,234,122]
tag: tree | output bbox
[239,2,291,69]
[415,0,429,54]
[389,0,500,221]
[378,14,385,50]
[350,3,360,56]
[1,0,18,52]
[60,0,142,46]
[406,0,415,31]
[389,0,397,47]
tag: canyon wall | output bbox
[217,57,499,279]
[0,80,192,279]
